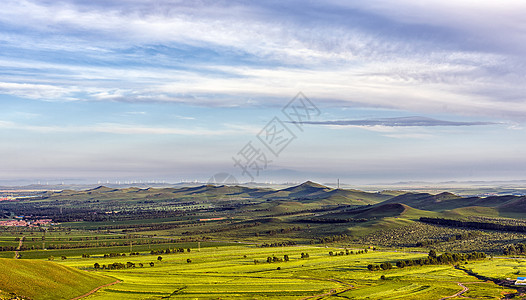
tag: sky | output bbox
[1,0,526,186]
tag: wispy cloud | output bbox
[0,120,252,136]
[299,116,498,127]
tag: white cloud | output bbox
[0,82,80,100]
[0,120,255,136]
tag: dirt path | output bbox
[300,278,354,300]
[14,236,24,259]
[439,282,468,300]
[70,280,121,300]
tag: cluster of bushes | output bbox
[329,249,368,256]
[254,253,308,264]
[150,248,190,255]
[94,261,153,269]
[265,255,289,263]
[313,234,350,244]
[503,243,526,255]
[0,246,18,251]
[103,253,127,258]
[367,262,392,271]
[416,240,436,247]
[268,226,302,236]
[445,232,480,242]
[259,241,296,247]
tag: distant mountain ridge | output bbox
[29,181,526,215]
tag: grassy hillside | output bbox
[0,258,115,300]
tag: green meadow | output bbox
[53,245,515,299]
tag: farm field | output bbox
[55,245,515,299]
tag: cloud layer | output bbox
[0,0,525,119]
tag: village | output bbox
[0,218,55,227]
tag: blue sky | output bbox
[1,0,525,185]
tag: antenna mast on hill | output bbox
[337,179,340,189]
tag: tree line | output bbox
[312,234,350,244]
[419,217,526,233]
[299,217,367,224]
[368,250,486,271]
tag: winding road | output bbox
[439,282,469,300]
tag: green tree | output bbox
[428,249,437,258]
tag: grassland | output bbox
[0,258,114,300]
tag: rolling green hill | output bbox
[263,181,390,205]
[380,192,461,210]
[380,191,526,213]
[0,258,115,300]
[36,181,391,207]
[345,203,425,219]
